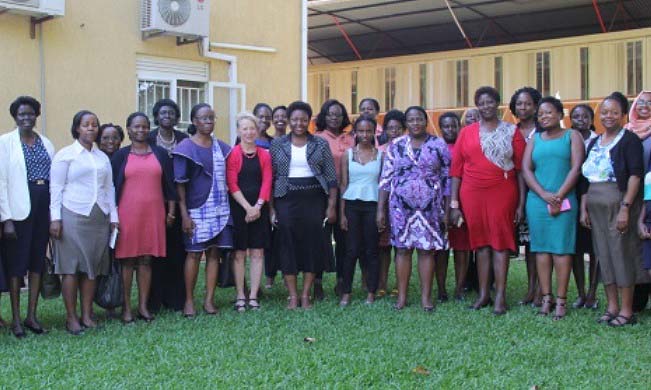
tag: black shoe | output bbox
[23,320,47,335]
[11,325,26,339]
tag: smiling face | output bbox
[537,102,562,131]
[476,94,498,121]
[570,106,592,133]
[440,116,460,144]
[77,114,99,146]
[600,99,624,131]
[15,104,37,132]
[515,92,536,122]
[325,104,344,131]
[128,116,150,144]
[354,120,375,146]
[99,127,122,155]
[635,92,651,121]
[384,119,404,141]
[192,106,215,136]
[238,118,258,145]
[255,106,272,133]
[289,109,310,136]
[272,108,287,132]
[405,109,427,137]
[156,105,178,129]
[464,108,480,125]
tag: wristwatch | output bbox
[256,200,265,207]
[620,201,630,208]
[450,200,460,209]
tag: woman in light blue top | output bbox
[339,115,382,306]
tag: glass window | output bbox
[494,57,503,100]
[351,70,358,114]
[176,80,206,129]
[580,47,590,100]
[456,60,468,107]
[138,80,171,120]
[385,67,396,110]
[419,63,428,108]
[627,41,643,96]
[137,79,206,130]
[535,51,551,96]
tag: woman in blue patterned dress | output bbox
[377,106,451,311]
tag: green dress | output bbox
[525,130,577,254]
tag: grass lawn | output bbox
[0,257,649,388]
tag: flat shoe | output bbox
[597,311,616,324]
[11,325,27,339]
[423,305,435,312]
[608,314,637,327]
[65,324,84,336]
[137,313,155,322]
[23,320,47,335]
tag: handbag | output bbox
[40,241,61,299]
[217,250,235,288]
[94,254,124,309]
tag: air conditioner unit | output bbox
[0,0,65,17]
[141,0,210,38]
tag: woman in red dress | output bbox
[449,87,526,314]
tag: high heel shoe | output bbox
[538,294,554,316]
[286,295,299,310]
[553,296,566,321]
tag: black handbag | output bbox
[217,250,235,288]
[94,255,123,309]
[40,241,61,300]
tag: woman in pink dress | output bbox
[111,112,177,323]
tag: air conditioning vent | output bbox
[1,0,39,7]
[141,0,209,38]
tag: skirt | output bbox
[0,249,7,292]
[273,178,328,275]
[586,182,640,288]
[231,201,270,250]
[54,204,110,280]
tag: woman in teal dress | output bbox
[523,97,585,320]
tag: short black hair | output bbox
[316,99,351,132]
[537,96,564,119]
[70,110,99,139]
[352,114,377,132]
[359,97,380,112]
[286,101,312,120]
[97,123,125,143]
[382,109,406,129]
[509,87,542,116]
[272,105,287,117]
[474,86,501,106]
[570,104,596,131]
[253,103,272,116]
[152,99,180,126]
[404,106,429,123]
[604,91,630,115]
[438,112,460,129]
[9,96,41,119]
[126,112,151,129]
[187,103,212,135]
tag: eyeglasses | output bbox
[637,100,651,107]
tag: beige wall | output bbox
[0,0,302,147]
[309,28,651,112]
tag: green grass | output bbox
[0,258,649,388]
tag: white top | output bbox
[288,144,314,178]
[50,140,118,222]
[0,128,55,221]
[583,130,598,150]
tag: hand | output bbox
[638,221,651,239]
[514,206,524,225]
[616,207,629,233]
[340,214,348,231]
[376,211,386,232]
[3,220,17,240]
[542,191,561,206]
[49,220,62,239]
[326,206,336,225]
[548,204,561,217]
[110,222,119,233]
[245,206,261,223]
[580,209,591,229]
[166,214,175,227]
[449,209,464,228]
[269,208,278,227]
[181,215,195,236]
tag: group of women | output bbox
[0,85,650,338]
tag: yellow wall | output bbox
[309,28,651,112]
[0,0,302,147]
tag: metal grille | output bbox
[137,80,171,121]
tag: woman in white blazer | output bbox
[0,96,55,338]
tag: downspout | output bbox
[201,37,237,84]
[38,23,46,135]
[301,0,307,100]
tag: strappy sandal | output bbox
[596,311,616,324]
[247,299,260,311]
[608,314,637,327]
[287,295,299,310]
[553,296,567,321]
[234,299,247,313]
[538,294,554,316]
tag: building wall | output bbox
[308,28,651,113]
[0,0,302,147]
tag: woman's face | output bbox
[238,118,258,144]
[440,117,460,144]
[515,92,536,121]
[156,105,178,129]
[359,100,378,119]
[325,104,344,131]
[405,109,427,137]
[99,127,122,155]
[354,120,375,146]
[570,106,592,132]
[15,104,37,131]
[635,92,651,120]
[600,99,624,131]
[192,106,215,136]
[384,119,403,141]
[272,109,287,131]
[537,102,562,131]
[464,108,479,125]
[255,107,272,133]
[77,114,99,145]
[289,109,309,136]
[477,94,498,121]
[128,116,150,144]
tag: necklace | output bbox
[157,130,176,150]
[242,144,257,159]
[354,144,376,165]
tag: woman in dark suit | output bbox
[269,101,338,309]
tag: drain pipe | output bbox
[201,37,237,84]
[38,23,47,135]
[301,0,307,100]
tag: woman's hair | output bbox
[97,123,125,143]
[187,103,212,135]
[286,101,313,121]
[438,112,460,129]
[236,111,259,129]
[9,96,41,119]
[126,112,151,129]
[152,99,180,126]
[474,86,501,106]
[382,109,406,129]
[537,96,564,119]
[70,110,99,139]
[570,104,596,131]
[359,97,380,112]
[352,114,377,132]
[272,105,287,117]
[253,103,272,116]
[509,87,542,116]
[315,99,351,132]
[404,106,429,122]
[604,91,630,115]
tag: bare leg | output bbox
[521,248,538,304]
[453,250,469,299]
[248,249,264,301]
[25,272,43,329]
[9,277,23,335]
[552,255,572,320]
[492,250,510,314]
[377,246,391,293]
[619,286,634,319]
[435,249,449,301]
[61,274,82,333]
[536,253,553,315]
[233,250,247,300]
[183,252,201,316]
[79,274,97,328]
[604,284,619,317]
[284,274,299,309]
[585,254,599,307]
[301,272,315,309]
[204,248,220,314]
[471,247,492,309]
[136,259,153,319]
[417,249,435,309]
[121,263,135,322]
[394,248,413,309]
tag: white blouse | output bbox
[49,141,118,223]
[288,144,314,178]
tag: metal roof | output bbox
[308,0,651,63]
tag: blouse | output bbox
[342,149,382,202]
[288,144,313,178]
[50,141,118,222]
[22,136,51,181]
[581,129,625,184]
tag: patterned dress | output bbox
[379,134,451,250]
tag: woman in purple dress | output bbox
[377,106,451,311]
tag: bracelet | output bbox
[167,213,176,219]
[450,200,460,209]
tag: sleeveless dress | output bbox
[525,130,577,254]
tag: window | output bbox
[318,73,330,108]
[419,63,428,108]
[384,67,396,110]
[456,60,468,107]
[494,57,503,100]
[177,81,206,128]
[138,80,171,119]
[627,41,643,96]
[137,79,206,129]
[535,51,551,96]
[351,70,358,114]
[580,47,590,100]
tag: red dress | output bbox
[115,153,166,259]
[450,122,525,252]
